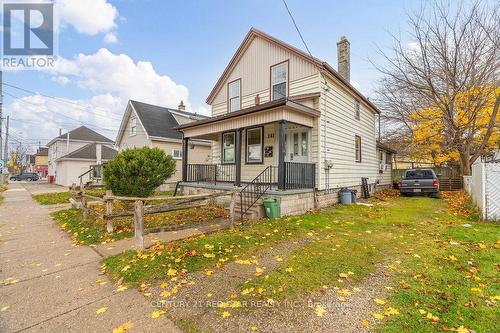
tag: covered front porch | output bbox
[177,99,320,192]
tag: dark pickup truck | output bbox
[399,169,440,198]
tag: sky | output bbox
[2,0,423,153]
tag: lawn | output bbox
[103,190,499,333]
[51,204,228,245]
[33,189,172,205]
[33,188,106,205]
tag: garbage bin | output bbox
[339,188,352,204]
[263,197,280,219]
[351,189,358,203]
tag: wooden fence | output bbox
[438,178,464,191]
[70,188,238,250]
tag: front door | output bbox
[285,129,310,163]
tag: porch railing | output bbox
[284,162,316,190]
[186,164,236,184]
[239,166,277,219]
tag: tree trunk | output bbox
[459,147,471,176]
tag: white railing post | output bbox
[105,190,113,233]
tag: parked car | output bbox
[9,173,39,181]
[399,169,440,198]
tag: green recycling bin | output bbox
[263,197,280,219]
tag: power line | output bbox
[3,82,124,121]
[281,0,314,58]
[4,91,119,133]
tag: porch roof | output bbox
[177,98,320,139]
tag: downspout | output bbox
[321,73,330,192]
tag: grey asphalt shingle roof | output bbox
[130,100,206,140]
[57,126,113,143]
[58,143,118,160]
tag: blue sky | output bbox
[3,0,421,150]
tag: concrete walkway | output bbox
[0,183,181,333]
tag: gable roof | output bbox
[54,126,113,143]
[57,142,118,161]
[206,27,379,114]
[36,147,48,156]
[116,100,207,145]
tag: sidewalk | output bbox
[0,183,181,333]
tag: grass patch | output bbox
[33,188,106,205]
[51,204,227,245]
[33,189,173,205]
[103,191,499,332]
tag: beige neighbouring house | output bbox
[178,28,394,218]
[115,100,212,189]
[47,126,118,187]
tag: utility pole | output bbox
[0,70,3,183]
[4,115,9,169]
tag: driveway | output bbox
[0,183,181,332]
[11,181,68,195]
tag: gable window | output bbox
[355,101,360,120]
[172,149,182,160]
[271,61,288,101]
[355,135,362,162]
[222,132,235,164]
[228,79,241,112]
[130,117,137,136]
[246,127,263,164]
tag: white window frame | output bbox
[271,61,288,101]
[130,117,137,136]
[228,79,241,112]
[355,135,362,163]
[246,127,263,164]
[222,132,235,164]
[355,101,360,120]
[172,148,182,160]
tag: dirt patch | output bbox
[200,267,393,333]
[146,238,310,322]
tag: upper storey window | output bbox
[271,61,288,101]
[228,79,241,112]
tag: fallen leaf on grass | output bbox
[372,313,385,320]
[374,298,386,305]
[384,307,399,316]
[151,310,166,318]
[203,253,215,258]
[95,307,108,315]
[360,319,369,328]
[116,285,127,292]
[314,305,327,317]
[1,306,10,312]
[285,267,294,273]
[205,270,213,276]
[112,321,134,333]
[221,311,231,318]
[167,268,177,276]
[456,326,470,333]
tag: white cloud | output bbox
[406,41,420,52]
[8,48,201,146]
[56,0,119,35]
[51,76,70,85]
[103,31,118,44]
[50,48,190,109]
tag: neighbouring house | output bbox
[177,28,385,217]
[47,126,117,187]
[34,147,48,178]
[24,154,35,173]
[115,100,212,189]
[376,142,396,189]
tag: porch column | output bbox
[278,120,286,190]
[182,137,189,182]
[235,128,242,187]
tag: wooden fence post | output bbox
[105,190,113,233]
[81,186,87,220]
[229,189,237,228]
[134,200,144,250]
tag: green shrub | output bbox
[103,147,176,197]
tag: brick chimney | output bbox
[178,100,186,111]
[337,36,350,82]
